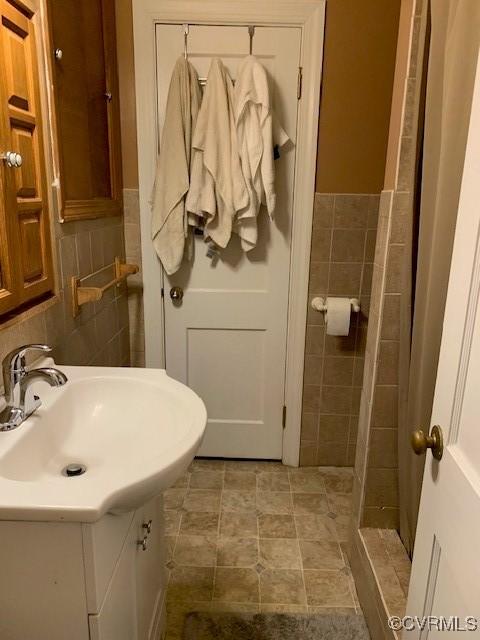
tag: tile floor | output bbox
[163,460,361,639]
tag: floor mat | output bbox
[183,612,370,640]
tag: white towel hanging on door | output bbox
[186,58,248,249]
[150,56,202,275]
[233,55,290,251]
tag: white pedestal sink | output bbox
[0,361,207,522]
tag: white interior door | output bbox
[155,24,301,459]
[406,51,480,633]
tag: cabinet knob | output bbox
[1,151,22,168]
[54,48,63,60]
[137,535,148,551]
[142,519,152,534]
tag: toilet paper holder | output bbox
[311,297,361,313]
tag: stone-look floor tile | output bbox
[260,461,289,473]
[304,570,354,607]
[195,602,260,614]
[259,539,302,569]
[183,489,221,512]
[213,568,259,603]
[174,535,217,567]
[189,470,224,490]
[319,468,354,494]
[328,476,354,495]
[165,458,360,640]
[327,493,352,516]
[165,536,176,561]
[293,493,329,515]
[258,514,296,539]
[222,490,256,512]
[257,491,293,515]
[164,489,186,511]
[224,471,257,490]
[257,472,290,492]
[294,514,337,540]
[289,471,326,493]
[260,604,309,613]
[334,515,351,542]
[220,512,258,537]
[165,510,182,535]
[340,542,351,569]
[224,460,259,472]
[190,459,225,472]
[217,537,258,567]
[172,473,190,488]
[168,566,214,602]
[308,606,357,615]
[299,540,344,570]
[165,605,187,640]
[180,512,219,536]
[259,569,307,605]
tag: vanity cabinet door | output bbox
[135,497,166,640]
[88,515,138,640]
[88,498,166,640]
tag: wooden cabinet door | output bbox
[47,0,122,222]
[0,0,54,315]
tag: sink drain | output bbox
[62,463,87,477]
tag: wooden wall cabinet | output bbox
[47,0,122,221]
[0,0,54,318]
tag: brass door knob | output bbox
[170,286,183,301]
[411,425,443,460]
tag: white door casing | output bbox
[157,25,300,459]
[406,50,480,634]
[132,0,325,465]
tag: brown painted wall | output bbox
[316,0,401,194]
[115,1,400,195]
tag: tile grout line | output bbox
[290,469,309,608]
[212,466,226,604]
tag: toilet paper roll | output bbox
[325,297,351,336]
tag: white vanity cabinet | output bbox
[0,496,167,640]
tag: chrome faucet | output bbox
[0,345,67,431]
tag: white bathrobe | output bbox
[186,58,248,248]
[151,57,202,275]
[233,55,290,251]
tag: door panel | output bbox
[156,24,301,458]
[407,52,480,634]
[0,0,53,310]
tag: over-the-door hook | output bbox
[183,24,189,59]
[248,25,255,55]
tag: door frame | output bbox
[132,0,326,466]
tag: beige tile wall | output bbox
[0,213,130,371]
[124,189,145,367]
[352,0,426,530]
[300,193,380,467]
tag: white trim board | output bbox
[132,0,325,466]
